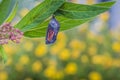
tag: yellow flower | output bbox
[65,62,77,75]
[4,45,17,56]
[15,63,24,72]
[87,32,96,40]
[57,32,67,42]
[55,71,64,79]
[24,77,33,80]
[96,36,103,44]
[44,66,56,78]
[112,42,120,53]
[92,54,112,68]
[71,50,81,59]
[92,55,104,65]
[88,71,102,80]
[19,55,30,65]
[0,71,8,80]
[20,8,29,17]
[112,59,120,67]
[48,60,57,66]
[32,61,42,73]
[50,45,63,55]
[35,44,47,57]
[23,41,33,51]
[100,12,109,21]
[81,55,89,63]
[59,48,70,61]
[6,58,13,66]
[78,24,88,33]
[69,39,86,51]
[50,32,67,55]
[88,45,97,56]
[87,0,95,4]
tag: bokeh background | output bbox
[0,0,120,80]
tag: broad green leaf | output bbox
[15,0,65,32]
[5,2,18,22]
[93,1,116,7]
[0,46,7,63]
[24,16,91,38]
[23,1,115,38]
[58,1,115,19]
[0,0,17,25]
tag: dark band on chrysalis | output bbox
[45,15,60,44]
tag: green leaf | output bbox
[0,0,17,25]
[15,0,65,32]
[58,1,115,19]
[0,46,7,63]
[93,1,116,7]
[5,1,18,22]
[23,1,115,38]
[24,16,91,38]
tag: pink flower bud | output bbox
[0,23,23,45]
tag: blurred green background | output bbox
[1,0,120,80]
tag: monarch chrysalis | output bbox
[46,16,60,44]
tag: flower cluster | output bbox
[0,23,23,45]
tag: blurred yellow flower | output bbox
[87,32,96,40]
[81,55,89,63]
[0,71,8,80]
[71,50,81,59]
[50,44,64,55]
[6,58,13,66]
[24,77,33,80]
[4,45,17,56]
[88,45,97,56]
[48,60,57,66]
[19,55,30,65]
[59,48,70,61]
[15,63,24,72]
[88,71,102,80]
[20,8,29,17]
[57,32,67,42]
[55,71,64,79]
[96,36,103,44]
[113,59,120,67]
[87,0,95,4]
[65,62,77,75]
[44,66,56,78]
[35,44,47,57]
[78,24,88,33]
[112,42,120,53]
[100,12,109,21]
[92,55,104,65]
[50,32,67,55]
[92,54,113,68]
[23,41,33,51]
[69,39,86,51]
[32,61,42,73]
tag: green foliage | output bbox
[0,46,7,63]
[0,0,18,63]
[23,1,115,38]
[93,1,116,7]
[0,0,116,63]
[5,2,18,22]
[15,0,65,31]
[58,2,114,19]
[0,0,17,24]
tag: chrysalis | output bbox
[46,16,60,44]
